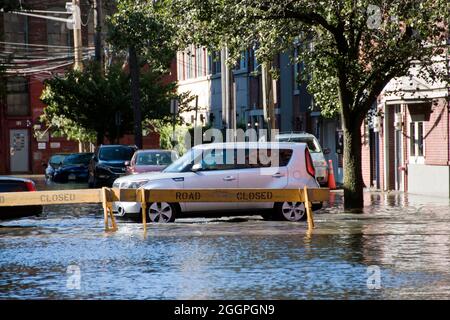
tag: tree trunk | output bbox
[128,46,143,149]
[96,132,104,146]
[342,118,364,211]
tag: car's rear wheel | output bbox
[274,202,307,222]
[147,202,176,223]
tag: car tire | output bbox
[274,202,307,222]
[147,202,177,223]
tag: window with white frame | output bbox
[409,121,425,163]
[6,77,29,116]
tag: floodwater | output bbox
[1,177,450,299]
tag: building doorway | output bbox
[9,129,29,173]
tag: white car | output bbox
[112,142,320,222]
[276,132,329,186]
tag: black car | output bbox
[88,145,137,188]
[0,177,43,220]
[44,153,69,180]
[53,153,94,183]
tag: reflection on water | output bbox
[1,178,450,299]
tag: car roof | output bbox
[99,144,136,148]
[136,149,175,153]
[191,142,306,150]
[276,132,317,138]
[0,176,33,183]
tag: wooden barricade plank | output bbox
[0,189,103,207]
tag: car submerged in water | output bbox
[0,176,42,220]
[112,142,321,223]
[52,153,93,183]
[88,145,137,188]
[126,149,178,175]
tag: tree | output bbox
[107,0,177,149]
[167,0,448,210]
[40,62,187,145]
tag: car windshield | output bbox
[135,151,175,166]
[276,136,322,153]
[99,147,135,161]
[63,153,92,166]
[163,149,198,173]
[49,154,66,165]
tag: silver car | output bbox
[112,142,320,222]
[275,132,329,186]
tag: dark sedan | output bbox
[0,177,43,220]
[53,153,94,183]
[44,153,69,180]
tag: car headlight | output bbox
[112,180,121,188]
[122,180,149,189]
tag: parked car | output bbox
[126,149,178,175]
[112,142,321,223]
[44,153,69,180]
[275,132,329,186]
[52,153,93,183]
[88,145,137,188]
[0,176,43,220]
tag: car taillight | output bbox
[25,181,36,191]
[305,148,316,177]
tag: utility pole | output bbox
[194,95,199,127]
[129,46,143,149]
[261,61,276,140]
[220,47,236,141]
[93,0,103,65]
[71,0,83,71]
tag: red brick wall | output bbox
[424,99,448,165]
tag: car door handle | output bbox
[272,173,285,178]
[223,176,236,181]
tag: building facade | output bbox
[175,47,344,183]
[0,1,161,175]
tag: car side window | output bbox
[238,148,293,169]
[201,149,237,171]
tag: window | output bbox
[6,77,29,116]
[293,47,302,93]
[239,149,293,169]
[196,47,203,77]
[236,51,248,70]
[186,50,193,79]
[410,121,425,162]
[47,7,72,54]
[3,13,27,52]
[210,51,221,74]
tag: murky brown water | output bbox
[1,177,450,299]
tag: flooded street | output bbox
[1,177,450,299]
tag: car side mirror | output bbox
[191,163,202,172]
[323,148,331,155]
[124,161,130,166]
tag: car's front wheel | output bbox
[274,202,307,222]
[147,202,177,223]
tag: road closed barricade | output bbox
[0,187,330,232]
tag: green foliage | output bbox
[148,120,190,155]
[107,0,177,72]
[40,62,188,144]
[167,0,448,121]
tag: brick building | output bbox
[0,1,161,175]
[361,59,449,196]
